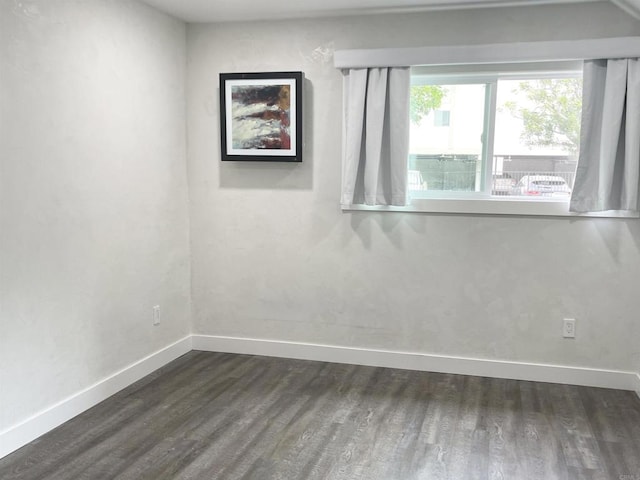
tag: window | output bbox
[433,110,450,127]
[336,37,640,217]
[408,63,583,211]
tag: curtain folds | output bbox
[341,67,410,207]
[570,58,640,213]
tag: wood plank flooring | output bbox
[1,351,639,479]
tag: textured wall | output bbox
[187,3,640,372]
[0,0,190,432]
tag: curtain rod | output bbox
[334,37,640,69]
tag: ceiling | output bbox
[140,0,640,23]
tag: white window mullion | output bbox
[482,81,497,195]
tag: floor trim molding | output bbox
[2,334,637,460]
[192,334,638,392]
[0,336,192,459]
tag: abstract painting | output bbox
[220,72,303,162]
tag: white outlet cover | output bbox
[563,318,576,338]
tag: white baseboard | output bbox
[0,336,192,460]
[2,333,637,460]
[192,334,639,392]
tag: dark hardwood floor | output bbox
[1,351,639,479]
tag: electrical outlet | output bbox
[153,305,160,326]
[563,318,575,338]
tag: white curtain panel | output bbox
[570,58,640,213]
[341,67,410,206]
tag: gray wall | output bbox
[2,0,639,441]
[0,0,190,432]
[187,3,640,372]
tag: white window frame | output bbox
[409,72,496,202]
[405,64,587,213]
[336,37,640,218]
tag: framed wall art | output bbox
[219,71,303,162]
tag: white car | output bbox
[512,175,571,197]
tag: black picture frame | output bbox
[219,71,303,162]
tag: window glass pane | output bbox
[433,110,450,127]
[493,77,582,198]
[409,84,486,193]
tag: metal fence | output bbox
[409,154,577,194]
[412,170,576,194]
[496,170,576,186]
[491,170,576,196]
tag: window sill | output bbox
[342,197,639,218]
